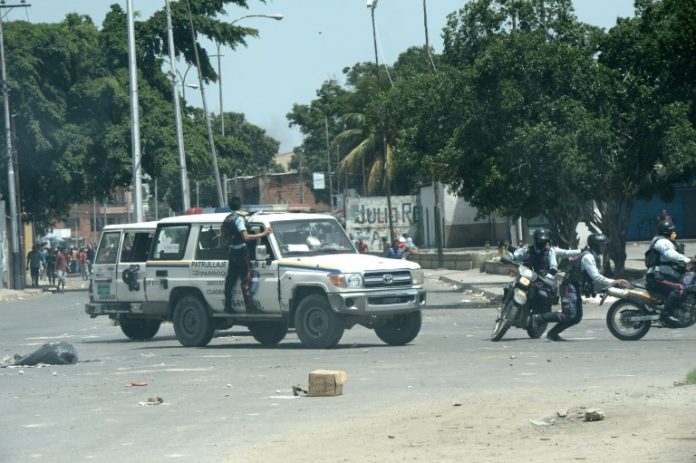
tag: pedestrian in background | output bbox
[26,244,41,288]
[46,248,57,286]
[39,245,48,281]
[55,247,69,293]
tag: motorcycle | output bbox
[600,264,696,341]
[491,254,558,341]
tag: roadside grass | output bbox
[686,368,696,385]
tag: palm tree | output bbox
[333,112,396,196]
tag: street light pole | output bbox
[126,0,143,221]
[165,0,190,211]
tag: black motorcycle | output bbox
[491,254,557,341]
[600,264,696,340]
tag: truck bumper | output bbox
[85,302,141,318]
[328,288,426,315]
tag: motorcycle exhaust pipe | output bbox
[606,287,661,304]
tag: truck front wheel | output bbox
[120,318,161,341]
[375,311,422,345]
[294,294,344,348]
[173,295,215,347]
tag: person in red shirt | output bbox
[55,248,69,293]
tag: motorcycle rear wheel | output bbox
[491,301,518,342]
[606,301,651,341]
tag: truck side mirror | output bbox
[256,245,269,262]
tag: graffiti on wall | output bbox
[345,196,419,252]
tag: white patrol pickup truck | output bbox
[86,212,426,348]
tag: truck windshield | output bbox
[272,219,356,257]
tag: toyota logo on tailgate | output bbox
[382,273,394,284]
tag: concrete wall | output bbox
[420,184,508,248]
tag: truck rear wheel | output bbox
[294,294,344,348]
[120,318,161,341]
[248,322,288,346]
[375,311,422,345]
[173,295,215,347]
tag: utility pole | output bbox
[1,1,29,289]
[368,0,395,243]
[165,0,190,211]
[324,114,333,211]
[422,0,443,267]
[126,0,143,221]
[185,0,224,207]
[214,41,224,136]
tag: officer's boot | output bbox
[665,293,681,323]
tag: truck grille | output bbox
[363,270,412,288]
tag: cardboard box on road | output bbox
[308,370,347,397]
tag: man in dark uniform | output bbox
[222,197,272,313]
[534,233,628,341]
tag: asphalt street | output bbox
[1,275,695,462]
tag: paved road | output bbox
[1,277,695,462]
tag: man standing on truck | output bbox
[222,197,272,313]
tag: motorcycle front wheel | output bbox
[526,317,547,339]
[606,301,651,341]
[491,301,519,342]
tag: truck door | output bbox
[145,224,191,302]
[249,225,281,313]
[92,231,122,303]
[115,230,153,302]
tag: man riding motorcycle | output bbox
[511,228,557,313]
[533,233,628,341]
[646,220,694,323]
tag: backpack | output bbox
[644,240,662,268]
[221,212,246,247]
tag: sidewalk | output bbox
[428,268,508,301]
[0,274,88,302]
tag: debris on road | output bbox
[139,397,164,406]
[308,370,347,397]
[584,409,605,422]
[127,381,148,387]
[531,406,606,427]
[292,385,308,396]
[1,342,78,367]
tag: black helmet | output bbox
[657,219,675,237]
[587,233,609,253]
[533,228,551,248]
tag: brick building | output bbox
[230,171,328,212]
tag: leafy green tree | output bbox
[0,1,281,226]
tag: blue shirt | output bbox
[384,247,404,259]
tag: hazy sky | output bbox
[12,0,635,152]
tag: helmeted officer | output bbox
[512,228,557,312]
[534,233,628,341]
[646,220,693,322]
